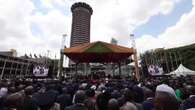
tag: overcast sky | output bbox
[0,0,195,58]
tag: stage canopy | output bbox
[63,41,134,63]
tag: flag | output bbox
[24,53,28,58]
[39,54,42,58]
[29,53,32,58]
[34,54,37,58]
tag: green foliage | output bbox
[85,42,112,53]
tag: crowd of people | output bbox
[0,75,195,110]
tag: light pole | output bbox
[58,34,67,78]
[130,34,140,81]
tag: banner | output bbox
[33,65,49,77]
[148,65,163,76]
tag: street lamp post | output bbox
[58,34,67,78]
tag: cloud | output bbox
[0,0,35,51]
[0,0,189,59]
[0,0,71,58]
[86,0,180,43]
[29,9,72,57]
[136,2,195,53]
[136,35,164,53]
[160,0,174,15]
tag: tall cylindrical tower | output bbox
[70,2,93,47]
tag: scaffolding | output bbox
[0,54,39,79]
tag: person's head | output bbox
[62,87,68,94]
[24,86,33,96]
[73,90,87,104]
[154,92,179,110]
[108,98,119,110]
[86,88,95,98]
[186,85,195,96]
[120,102,137,110]
[5,92,24,109]
[0,87,8,98]
[96,91,110,110]
[133,85,144,103]
[123,88,134,102]
[143,87,154,100]
[154,84,179,110]
[111,90,121,99]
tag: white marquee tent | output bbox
[169,64,195,76]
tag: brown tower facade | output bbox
[70,2,93,47]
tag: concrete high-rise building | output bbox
[70,2,93,47]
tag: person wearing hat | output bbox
[154,84,179,110]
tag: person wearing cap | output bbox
[154,84,179,110]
